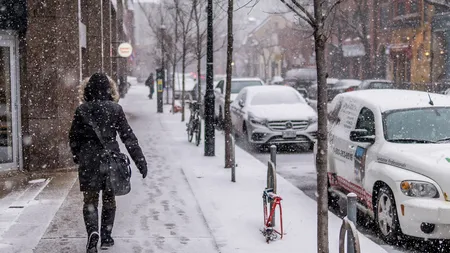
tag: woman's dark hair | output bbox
[84,73,114,102]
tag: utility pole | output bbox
[157,24,166,113]
[204,0,215,156]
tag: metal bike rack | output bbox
[270,145,277,167]
[267,161,277,193]
[267,145,277,226]
[339,217,361,253]
[230,133,236,182]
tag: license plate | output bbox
[282,130,297,139]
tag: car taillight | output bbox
[345,86,356,92]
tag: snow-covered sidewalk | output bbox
[0,83,388,252]
[158,98,388,251]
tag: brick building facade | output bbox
[0,0,133,173]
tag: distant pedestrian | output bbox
[145,73,155,99]
[69,73,148,253]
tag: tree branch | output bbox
[279,0,315,27]
[290,0,316,25]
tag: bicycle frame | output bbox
[186,101,202,145]
[262,188,283,243]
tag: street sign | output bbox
[118,43,133,58]
[156,68,164,113]
[157,79,163,92]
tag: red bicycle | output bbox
[262,188,283,243]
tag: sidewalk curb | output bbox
[179,169,223,253]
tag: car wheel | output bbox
[375,186,402,243]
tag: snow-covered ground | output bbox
[0,83,408,252]
[126,83,387,252]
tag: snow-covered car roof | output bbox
[217,77,265,85]
[285,68,317,80]
[230,77,264,82]
[243,85,301,98]
[362,79,392,83]
[327,78,339,84]
[337,89,450,112]
[335,79,361,86]
[174,77,196,91]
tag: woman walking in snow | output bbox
[69,73,148,253]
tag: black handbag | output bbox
[82,109,132,196]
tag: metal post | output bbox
[204,0,215,156]
[166,71,170,104]
[270,145,277,167]
[347,193,357,253]
[267,160,277,227]
[156,68,164,113]
[230,134,236,182]
[157,25,166,113]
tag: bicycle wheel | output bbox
[195,119,201,146]
[187,120,194,143]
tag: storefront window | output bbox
[410,0,419,14]
[0,46,13,163]
[397,1,406,16]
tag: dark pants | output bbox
[147,86,154,99]
[83,189,116,239]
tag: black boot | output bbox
[101,235,115,249]
[100,190,116,249]
[83,192,100,253]
[86,232,99,253]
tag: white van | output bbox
[321,89,450,243]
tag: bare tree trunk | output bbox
[313,0,329,251]
[172,1,179,114]
[182,35,187,122]
[194,0,202,103]
[224,0,234,168]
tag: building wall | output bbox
[23,0,81,170]
[15,0,131,171]
[387,0,433,90]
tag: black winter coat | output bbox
[69,101,147,192]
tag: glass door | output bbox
[0,34,20,171]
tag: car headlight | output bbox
[309,117,318,124]
[249,116,268,126]
[400,180,439,198]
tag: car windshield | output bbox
[251,90,305,105]
[384,107,450,143]
[231,81,262,93]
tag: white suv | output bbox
[214,78,264,127]
[322,89,450,243]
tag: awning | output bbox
[342,43,365,57]
[386,44,412,58]
[387,44,410,52]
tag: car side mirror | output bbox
[215,88,222,94]
[350,129,375,143]
[238,99,244,108]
